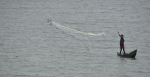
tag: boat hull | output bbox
[117,50,137,58]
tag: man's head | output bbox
[121,34,124,37]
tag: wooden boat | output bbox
[117,49,137,58]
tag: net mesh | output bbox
[49,20,105,51]
[52,21,105,39]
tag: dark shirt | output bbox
[120,37,124,46]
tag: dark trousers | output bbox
[120,47,125,54]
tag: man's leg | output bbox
[120,47,122,54]
[123,48,125,54]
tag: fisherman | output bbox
[118,31,125,54]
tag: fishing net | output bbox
[49,20,105,51]
[51,21,105,38]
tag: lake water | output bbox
[0,0,150,77]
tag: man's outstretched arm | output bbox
[118,31,121,37]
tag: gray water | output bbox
[0,0,150,77]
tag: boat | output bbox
[117,49,137,58]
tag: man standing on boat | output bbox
[118,31,125,54]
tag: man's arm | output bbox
[118,31,121,37]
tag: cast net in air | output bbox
[49,20,105,51]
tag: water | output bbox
[0,0,150,77]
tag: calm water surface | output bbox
[0,0,150,77]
